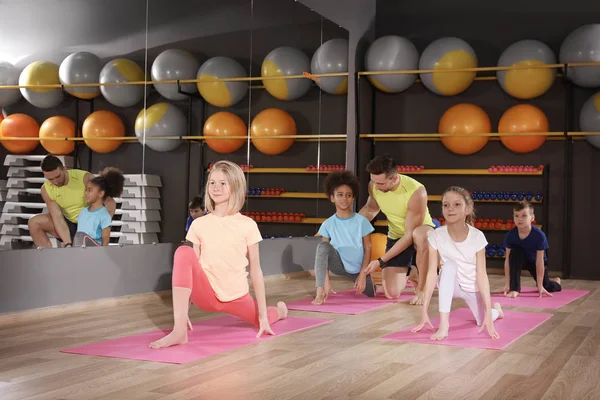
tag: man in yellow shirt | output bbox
[28,155,117,248]
[359,154,435,305]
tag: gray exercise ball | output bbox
[579,91,600,149]
[135,102,187,152]
[560,24,600,88]
[197,56,248,107]
[0,62,22,107]
[364,35,419,93]
[18,61,63,108]
[99,58,147,108]
[497,40,556,99]
[311,38,349,95]
[261,46,311,101]
[151,49,200,101]
[419,37,477,96]
[59,51,102,99]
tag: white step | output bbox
[0,235,58,249]
[6,188,41,201]
[6,177,45,188]
[115,209,161,222]
[112,232,158,245]
[2,202,47,214]
[123,174,162,187]
[3,155,74,167]
[0,213,35,224]
[111,221,161,233]
[0,181,7,191]
[7,166,44,178]
[121,186,160,199]
[114,198,161,210]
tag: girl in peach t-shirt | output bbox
[150,161,288,349]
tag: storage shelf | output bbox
[245,193,541,202]
[210,168,335,174]
[255,217,325,224]
[401,169,543,176]
[374,220,542,231]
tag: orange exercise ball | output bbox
[250,108,296,155]
[203,112,247,154]
[0,113,40,154]
[39,116,76,155]
[371,232,387,261]
[498,104,548,153]
[82,110,124,153]
[438,104,491,155]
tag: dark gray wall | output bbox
[364,0,600,279]
[0,238,320,314]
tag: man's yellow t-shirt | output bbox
[43,169,88,223]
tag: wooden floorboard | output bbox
[0,274,598,400]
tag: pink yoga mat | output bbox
[61,316,332,364]
[286,289,413,315]
[491,287,590,309]
[381,308,552,350]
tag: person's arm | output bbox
[503,248,512,294]
[380,186,428,263]
[101,227,111,246]
[41,185,72,244]
[412,242,438,332]
[358,182,380,222]
[476,248,493,313]
[360,234,372,274]
[248,243,275,336]
[535,250,551,296]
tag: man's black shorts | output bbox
[383,237,416,274]
[55,215,78,244]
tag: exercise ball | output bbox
[100,58,146,108]
[310,38,348,95]
[59,52,102,100]
[419,37,477,96]
[39,116,76,155]
[82,110,124,153]
[559,24,600,88]
[371,232,387,261]
[19,61,63,108]
[197,57,248,107]
[0,114,39,154]
[203,112,247,154]
[151,49,200,101]
[250,108,296,155]
[497,40,556,99]
[498,104,548,153]
[439,104,491,155]
[0,62,22,107]
[579,91,600,149]
[364,35,419,93]
[135,102,186,152]
[262,46,311,101]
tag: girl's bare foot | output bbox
[506,291,519,298]
[430,323,449,341]
[494,302,504,319]
[552,277,561,285]
[149,329,188,349]
[409,291,425,305]
[277,301,288,320]
[311,288,326,305]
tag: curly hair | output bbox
[90,167,125,199]
[323,170,360,198]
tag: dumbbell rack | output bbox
[0,155,163,249]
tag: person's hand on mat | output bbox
[412,312,434,333]
[257,317,275,338]
[479,313,500,339]
[538,287,553,298]
[354,273,367,294]
[502,284,510,296]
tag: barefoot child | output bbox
[73,168,124,247]
[503,200,561,298]
[413,186,503,341]
[313,171,375,305]
[150,160,287,349]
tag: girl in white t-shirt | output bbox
[412,186,504,340]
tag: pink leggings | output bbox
[172,246,280,327]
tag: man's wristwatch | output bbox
[377,257,387,267]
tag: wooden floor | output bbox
[1,274,599,400]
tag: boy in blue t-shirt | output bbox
[185,196,205,232]
[312,171,376,305]
[503,200,561,298]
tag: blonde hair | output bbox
[204,160,246,215]
[442,186,476,226]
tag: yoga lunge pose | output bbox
[150,160,287,349]
[359,154,435,304]
[73,168,124,247]
[29,155,116,248]
[413,186,503,341]
[503,200,561,298]
[313,171,376,305]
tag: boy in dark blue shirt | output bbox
[503,200,561,298]
[185,196,205,232]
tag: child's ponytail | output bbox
[91,167,125,199]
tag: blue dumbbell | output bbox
[497,248,506,257]
[517,193,524,201]
[483,192,490,200]
[490,192,497,200]
[471,192,478,200]
[535,193,542,201]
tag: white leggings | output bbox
[438,261,499,326]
